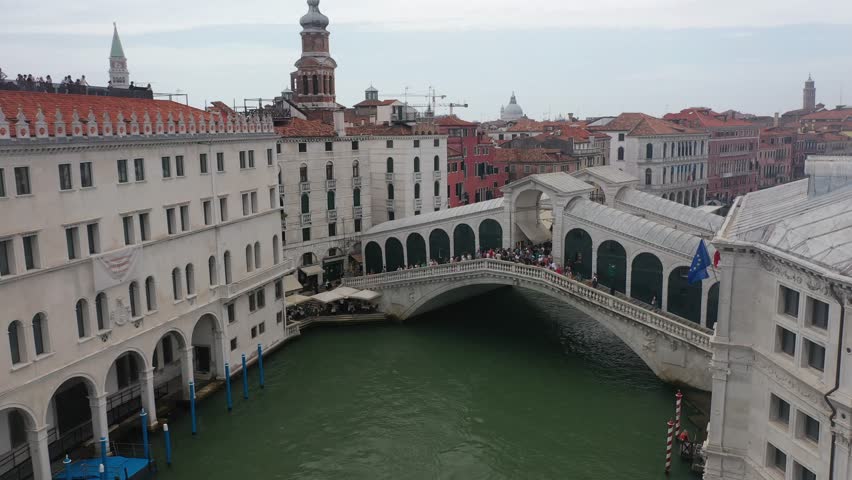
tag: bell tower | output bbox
[803,74,816,112]
[109,23,130,89]
[290,0,338,110]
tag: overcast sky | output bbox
[3,0,852,120]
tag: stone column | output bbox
[180,346,194,400]
[590,241,598,277]
[140,369,158,429]
[551,205,564,268]
[402,240,408,267]
[700,280,710,328]
[213,330,226,379]
[425,232,431,263]
[89,393,110,455]
[661,267,670,311]
[27,426,51,480]
[625,256,632,298]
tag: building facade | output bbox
[757,128,795,190]
[435,116,507,207]
[0,91,291,480]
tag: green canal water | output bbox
[150,288,701,479]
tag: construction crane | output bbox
[380,86,467,117]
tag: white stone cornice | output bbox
[0,133,279,156]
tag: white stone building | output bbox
[0,91,291,479]
[589,112,710,206]
[705,155,852,480]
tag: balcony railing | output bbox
[327,209,337,222]
[278,185,285,196]
[299,181,310,193]
[301,213,312,226]
[433,170,441,180]
[385,199,395,211]
[385,172,395,182]
[414,172,422,182]
[433,196,442,209]
[353,206,363,218]
[326,179,336,190]
[414,198,422,210]
[352,176,362,188]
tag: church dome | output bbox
[501,92,524,121]
[300,0,329,30]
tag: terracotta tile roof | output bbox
[352,99,397,108]
[274,117,335,137]
[0,90,228,138]
[434,115,478,127]
[495,147,565,163]
[802,108,852,121]
[663,107,754,128]
[507,118,544,132]
[592,112,705,136]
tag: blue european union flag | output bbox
[688,240,712,285]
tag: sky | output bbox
[3,0,852,121]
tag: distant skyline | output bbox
[3,0,852,120]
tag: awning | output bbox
[300,265,324,277]
[311,290,344,304]
[349,289,381,302]
[284,274,302,294]
[285,294,313,306]
[349,254,364,263]
[333,286,361,298]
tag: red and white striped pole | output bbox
[665,419,674,474]
[675,390,683,437]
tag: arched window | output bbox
[414,157,420,173]
[95,292,108,330]
[617,146,624,161]
[32,313,47,355]
[662,167,667,184]
[301,193,310,214]
[434,155,440,172]
[701,140,705,155]
[414,183,421,199]
[645,168,652,185]
[663,143,667,158]
[325,161,334,180]
[327,190,336,210]
[208,256,218,286]
[273,236,280,265]
[353,188,361,207]
[387,183,395,200]
[700,163,704,179]
[301,76,308,95]
[224,251,232,284]
[312,74,319,94]
[75,299,89,338]
[8,321,25,364]
[645,143,654,159]
[172,268,182,300]
[145,276,157,311]
[129,281,140,317]
[254,241,261,269]
[386,157,394,173]
[434,181,440,197]
[185,264,195,296]
[245,245,254,272]
[299,163,308,182]
[352,160,360,178]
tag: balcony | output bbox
[327,209,337,222]
[299,181,310,193]
[414,172,422,182]
[414,198,422,210]
[433,196,442,209]
[352,176,362,188]
[385,172,395,183]
[386,199,395,211]
[325,179,336,190]
[353,206,363,218]
[433,170,441,181]
[300,213,312,226]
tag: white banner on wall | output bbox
[93,245,144,292]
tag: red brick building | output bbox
[757,128,795,189]
[496,148,580,182]
[435,116,508,207]
[664,108,760,205]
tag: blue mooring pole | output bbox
[99,436,107,477]
[163,423,172,466]
[63,454,72,480]
[241,353,249,400]
[225,363,233,412]
[189,381,197,435]
[257,344,265,389]
[140,408,149,461]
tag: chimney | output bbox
[333,109,346,137]
[773,112,779,128]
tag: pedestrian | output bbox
[651,293,657,308]
[591,273,598,289]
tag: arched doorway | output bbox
[596,240,627,293]
[453,224,476,258]
[385,238,404,271]
[151,330,188,409]
[478,219,503,250]
[667,267,702,323]
[429,229,450,263]
[191,314,224,387]
[105,351,147,429]
[706,282,720,330]
[512,189,551,244]
[45,375,102,462]
[564,228,592,279]
[631,253,663,307]
[365,241,383,274]
[0,406,37,479]
[406,233,427,267]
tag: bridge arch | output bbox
[365,241,383,274]
[596,240,627,293]
[667,266,702,324]
[478,219,503,250]
[385,237,405,271]
[631,252,663,307]
[429,229,451,263]
[406,233,427,267]
[564,228,593,279]
[453,224,476,258]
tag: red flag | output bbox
[713,250,721,268]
